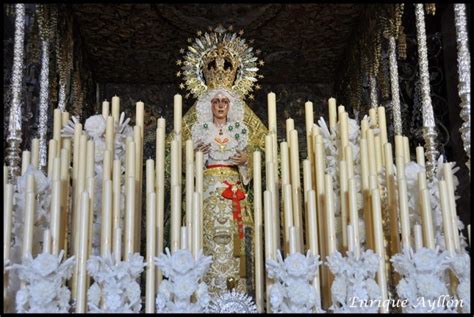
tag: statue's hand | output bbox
[231,150,248,165]
[195,142,211,154]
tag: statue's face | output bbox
[211,93,230,120]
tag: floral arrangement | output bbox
[87,252,145,313]
[265,250,323,313]
[7,251,75,313]
[62,113,133,256]
[155,248,212,313]
[326,249,381,313]
[448,251,470,313]
[390,246,456,313]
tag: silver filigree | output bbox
[389,36,402,135]
[415,3,439,179]
[208,289,258,313]
[58,82,66,112]
[6,4,25,181]
[38,39,50,170]
[454,4,471,173]
[369,75,378,108]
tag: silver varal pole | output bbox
[415,3,439,179]
[6,4,26,181]
[454,4,471,174]
[388,36,403,136]
[370,75,378,108]
[38,39,50,170]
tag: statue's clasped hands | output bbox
[230,150,248,166]
[195,142,211,154]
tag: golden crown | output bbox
[202,43,239,90]
[177,25,264,100]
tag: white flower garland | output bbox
[7,251,75,313]
[87,252,145,313]
[326,249,382,313]
[448,251,471,313]
[391,247,456,313]
[265,250,324,313]
[155,248,212,313]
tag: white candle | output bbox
[72,123,83,180]
[76,192,90,313]
[145,192,156,313]
[23,191,36,259]
[21,150,31,176]
[339,112,349,160]
[443,163,460,251]
[360,138,369,191]
[282,184,294,254]
[53,108,62,146]
[403,136,410,163]
[170,140,179,186]
[345,145,354,179]
[338,105,345,115]
[415,146,425,167]
[374,135,383,173]
[398,178,411,250]
[192,192,202,258]
[370,188,388,313]
[170,185,181,252]
[86,140,95,178]
[285,118,294,143]
[280,142,290,185]
[328,97,337,132]
[136,101,145,131]
[347,224,355,253]
[113,227,122,263]
[339,160,348,250]
[31,138,40,168]
[4,184,14,261]
[111,95,120,123]
[348,178,360,258]
[62,112,70,128]
[325,175,337,254]
[50,180,62,255]
[369,108,377,127]
[185,162,194,239]
[366,129,377,176]
[102,100,110,119]
[112,160,121,235]
[157,117,166,129]
[289,226,298,254]
[305,101,314,160]
[3,165,6,193]
[307,189,320,259]
[377,107,388,146]
[263,191,274,259]
[267,92,277,133]
[47,139,58,178]
[101,180,113,256]
[124,176,136,259]
[180,226,188,250]
[105,116,115,158]
[361,118,369,139]
[174,94,182,134]
[43,229,51,254]
[419,188,435,249]
[414,224,423,251]
[394,135,404,161]
[195,151,204,194]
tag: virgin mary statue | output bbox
[168,25,268,296]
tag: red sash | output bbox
[221,180,246,239]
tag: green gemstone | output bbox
[228,126,233,131]
[235,133,240,139]
[241,128,247,134]
[203,123,208,129]
[235,122,240,128]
